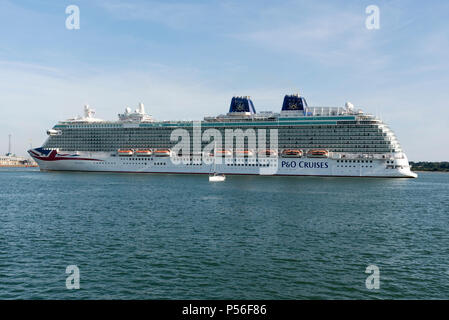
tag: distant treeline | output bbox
[410,162,449,172]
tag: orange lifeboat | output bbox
[235,150,255,157]
[154,149,171,157]
[307,149,329,158]
[135,149,152,157]
[213,149,232,157]
[118,149,133,156]
[281,149,303,158]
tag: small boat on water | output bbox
[209,172,226,182]
[209,143,226,182]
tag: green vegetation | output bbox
[410,162,449,172]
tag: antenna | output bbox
[8,134,11,155]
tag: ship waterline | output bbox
[29,94,417,178]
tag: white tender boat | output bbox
[209,173,226,182]
[209,143,226,182]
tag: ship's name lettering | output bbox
[281,161,329,169]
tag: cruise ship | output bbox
[28,94,417,178]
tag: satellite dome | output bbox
[345,102,354,110]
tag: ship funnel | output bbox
[281,94,307,111]
[345,102,354,111]
[229,96,256,114]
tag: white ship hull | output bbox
[29,150,417,178]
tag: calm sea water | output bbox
[0,168,448,299]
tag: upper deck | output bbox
[43,94,401,155]
[55,95,377,129]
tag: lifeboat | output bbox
[154,149,171,157]
[213,149,232,157]
[235,150,254,157]
[281,149,303,158]
[258,149,278,157]
[135,149,152,157]
[307,149,329,158]
[118,149,133,156]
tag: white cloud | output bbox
[228,5,383,66]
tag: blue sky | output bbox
[0,0,448,161]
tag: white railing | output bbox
[307,107,354,116]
